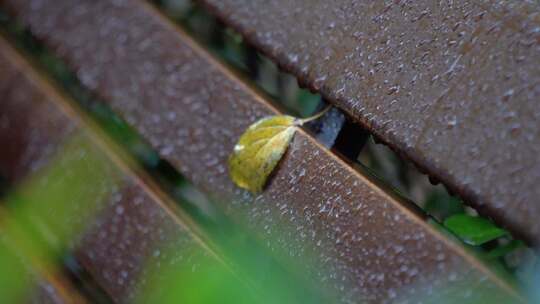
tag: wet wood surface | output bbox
[0,36,215,303]
[199,0,540,246]
[0,1,526,302]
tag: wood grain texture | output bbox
[0,1,526,302]
[0,36,213,303]
[199,0,540,246]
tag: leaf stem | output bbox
[298,105,332,125]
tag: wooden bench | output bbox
[199,0,540,246]
[0,0,537,303]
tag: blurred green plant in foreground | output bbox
[0,2,538,301]
[0,132,538,304]
[0,131,336,303]
[0,134,118,302]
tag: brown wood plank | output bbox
[195,0,540,246]
[0,0,527,302]
[0,36,217,303]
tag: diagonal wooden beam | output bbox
[0,1,528,302]
[197,0,540,246]
[0,36,223,303]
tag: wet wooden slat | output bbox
[197,0,540,246]
[0,55,77,185]
[0,0,526,302]
[0,36,217,303]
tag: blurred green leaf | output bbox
[9,135,118,249]
[444,214,508,246]
[135,228,333,304]
[0,134,119,301]
[0,242,29,303]
[296,89,321,117]
[424,192,464,220]
[487,240,525,259]
[136,253,257,304]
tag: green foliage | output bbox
[424,191,464,220]
[444,214,508,246]
[0,242,29,303]
[0,134,119,302]
[296,89,321,117]
[137,253,257,304]
[135,221,334,304]
[486,240,525,259]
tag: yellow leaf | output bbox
[228,115,298,193]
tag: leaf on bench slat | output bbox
[228,115,297,193]
[228,106,331,193]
